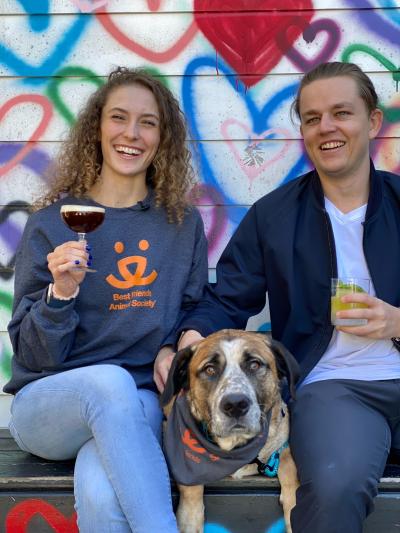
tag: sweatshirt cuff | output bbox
[40,289,76,322]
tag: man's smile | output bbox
[320,141,346,151]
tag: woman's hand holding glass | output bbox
[47,241,90,298]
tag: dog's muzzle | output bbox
[220,393,251,419]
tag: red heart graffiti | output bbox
[95,8,198,63]
[5,498,77,533]
[147,0,163,11]
[194,0,314,87]
[0,95,52,178]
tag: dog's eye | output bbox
[203,364,217,377]
[248,359,261,372]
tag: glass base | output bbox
[332,318,368,327]
[72,266,97,273]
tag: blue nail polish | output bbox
[75,260,80,265]
[89,254,93,260]
[87,261,92,267]
[86,245,91,251]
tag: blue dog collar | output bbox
[252,441,289,478]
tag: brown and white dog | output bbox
[160,329,300,533]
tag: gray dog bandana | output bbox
[163,393,270,486]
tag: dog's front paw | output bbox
[177,504,204,533]
[177,484,205,533]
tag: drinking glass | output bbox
[60,204,105,272]
[331,277,370,326]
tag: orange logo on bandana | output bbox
[182,429,206,454]
[106,240,158,289]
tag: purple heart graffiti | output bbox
[0,201,29,280]
[276,17,341,70]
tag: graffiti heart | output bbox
[189,183,228,257]
[277,17,340,71]
[0,202,30,279]
[182,55,308,226]
[341,44,400,114]
[194,0,314,87]
[46,66,104,124]
[147,0,164,11]
[95,8,198,62]
[5,499,78,533]
[0,13,90,82]
[0,95,52,178]
[220,120,292,182]
[346,0,400,44]
[0,144,51,185]
[72,0,109,13]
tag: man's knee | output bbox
[297,465,377,512]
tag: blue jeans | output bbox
[9,364,178,533]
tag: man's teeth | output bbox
[115,146,141,155]
[320,141,345,150]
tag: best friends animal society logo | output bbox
[106,239,157,311]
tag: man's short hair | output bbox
[292,62,379,121]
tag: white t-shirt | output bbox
[303,197,400,386]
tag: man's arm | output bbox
[174,204,269,345]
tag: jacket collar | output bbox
[309,159,382,221]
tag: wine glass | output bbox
[60,204,105,272]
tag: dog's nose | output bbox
[220,393,251,418]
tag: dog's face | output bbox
[161,330,299,450]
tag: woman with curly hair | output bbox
[5,67,208,532]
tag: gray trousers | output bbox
[289,379,400,533]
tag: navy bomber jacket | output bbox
[177,162,400,383]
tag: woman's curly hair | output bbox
[34,67,195,223]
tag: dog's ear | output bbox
[269,339,300,399]
[159,345,197,407]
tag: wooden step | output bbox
[0,430,399,532]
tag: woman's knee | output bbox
[74,365,142,416]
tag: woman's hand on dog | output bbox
[154,345,175,393]
[178,329,204,350]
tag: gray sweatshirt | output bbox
[5,193,208,394]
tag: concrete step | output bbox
[0,430,399,533]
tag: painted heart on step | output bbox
[5,498,78,533]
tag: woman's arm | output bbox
[8,214,88,371]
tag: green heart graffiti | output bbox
[46,66,170,125]
[342,44,400,123]
[0,290,13,379]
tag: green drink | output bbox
[331,278,370,326]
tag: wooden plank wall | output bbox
[0,0,399,425]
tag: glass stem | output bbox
[78,233,86,242]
